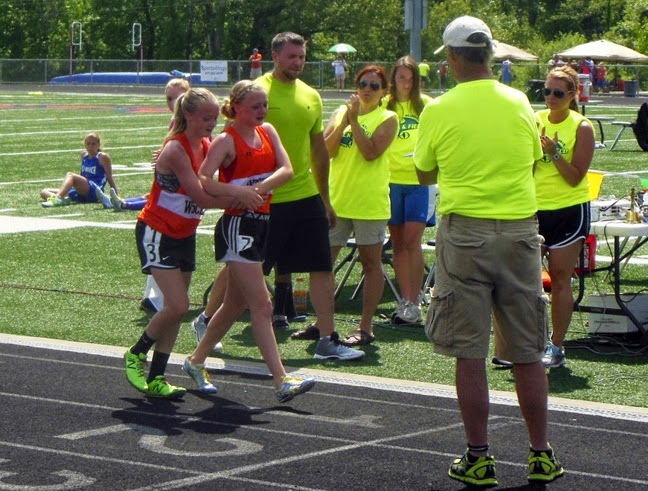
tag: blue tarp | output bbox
[49,72,202,85]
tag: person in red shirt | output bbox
[124,88,252,399]
[183,80,316,403]
[249,48,263,79]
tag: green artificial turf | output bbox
[0,88,646,409]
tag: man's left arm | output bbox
[310,132,336,228]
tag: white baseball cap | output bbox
[433,16,493,55]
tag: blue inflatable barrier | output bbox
[49,72,203,85]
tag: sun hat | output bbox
[433,16,493,54]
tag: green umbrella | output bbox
[328,43,357,54]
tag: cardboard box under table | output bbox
[574,220,648,343]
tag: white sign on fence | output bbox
[200,61,228,82]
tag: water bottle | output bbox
[293,277,308,314]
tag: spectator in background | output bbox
[595,62,607,93]
[325,65,398,346]
[535,66,595,369]
[501,58,513,85]
[438,60,448,90]
[41,132,117,209]
[547,53,564,72]
[385,56,433,325]
[249,48,263,79]
[414,15,564,487]
[332,55,348,91]
[418,59,431,89]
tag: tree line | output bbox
[0,0,645,66]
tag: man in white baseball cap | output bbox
[415,15,564,488]
[433,15,493,56]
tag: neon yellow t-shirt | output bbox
[534,109,592,210]
[388,94,433,184]
[413,79,542,220]
[329,105,397,219]
[256,73,323,203]
[419,63,431,78]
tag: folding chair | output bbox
[610,102,648,151]
[334,238,401,302]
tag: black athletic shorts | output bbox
[135,220,196,273]
[262,194,333,275]
[537,202,590,249]
[214,212,269,263]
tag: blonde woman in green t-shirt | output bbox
[535,66,595,368]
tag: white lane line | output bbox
[0,126,164,138]
[0,144,159,157]
[1,334,647,424]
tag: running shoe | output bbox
[191,313,223,351]
[145,375,186,399]
[182,357,217,394]
[140,297,158,313]
[41,196,71,208]
[542,343,566,368]
[110,188,124,211]
[528,447,565,483]
[95,187,112,209]
[393,300,423,324]
[491,356,513,368]
[314,332,365,361]
[448,450,498,488]
[124,349,148,393]
[272,314,290,330]
[391,299,407,320]
[275,376,315,403]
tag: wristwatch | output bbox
[551,152,561,161]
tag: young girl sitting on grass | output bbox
[40,132,117,208]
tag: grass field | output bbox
[0,87,647,409]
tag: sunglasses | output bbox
[542,88,572,98]
[358,80,382,91]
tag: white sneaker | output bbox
[191,313,223,351]
[182,357,217,393]
[110,188,124,211]
[314,333,365,360]
[393,301,423,324]
[542,343,566,368]
[391,300,407,320]
[95,187,112,209]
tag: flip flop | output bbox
[290,323,320,340]
[341,329,375,346]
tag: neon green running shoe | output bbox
[528,447,565,483]
[124,349,148,393]
[146,375,186,399]
[448,450,498,488]
[42,196,71,208]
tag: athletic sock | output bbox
[130,331,156,356]
[273,282,292,316]
[147,351,171,383]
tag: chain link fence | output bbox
[0,58,645,95]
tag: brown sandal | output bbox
[290,323,320,340]
[341,329,375,346]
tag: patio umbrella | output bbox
[492,41,538,62]
[558,39,648,63]
[328,43,357,54]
